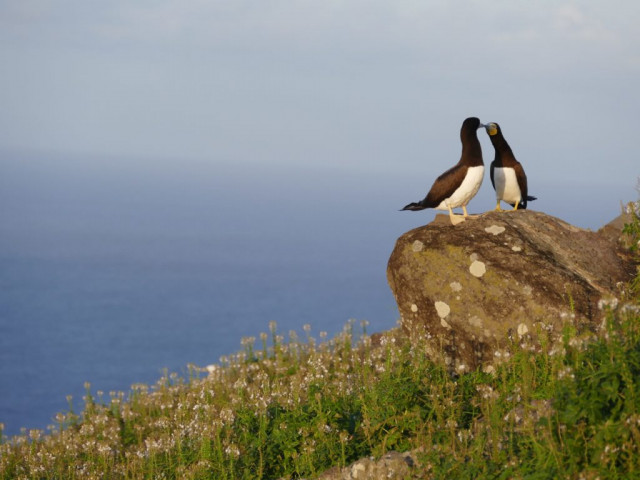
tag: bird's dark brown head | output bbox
[484,121,514,156]
[461,117,482,131]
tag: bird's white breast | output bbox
[493,167,521,204]
[436,165,484,210]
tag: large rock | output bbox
[310,451,420,480]
[387,210,636,371]
[598,205,639,251]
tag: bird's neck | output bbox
[491,135,514,157]
[462,135,484,166]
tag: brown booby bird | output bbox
[401,117,485,225]
[484,122,536,211]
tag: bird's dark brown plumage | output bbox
[402,117,484,212]
[485,122,536,210]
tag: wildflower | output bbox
[225,444,241,459]
[598,297,619,310]
[233,378,247,390]
[220,408,235,425]
[476,384,496,399]
[131,383,149,393]
[625,414,640,427]
[97,443,113,455]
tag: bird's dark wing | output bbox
[490,161,496,190]
[513,162,537,208]
[422,163,467,208]
[401,162,467,211]
[513,162,528,201]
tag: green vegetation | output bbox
[1,209,639,479]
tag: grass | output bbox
[1,208,639,479]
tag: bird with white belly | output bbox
[401,117,485,225]
[484,122,536,211]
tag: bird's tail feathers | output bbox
[515,196,537,209]
[401,201,427,211]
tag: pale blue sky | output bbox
[1,1,639,206]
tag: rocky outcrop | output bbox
[598,205,638,251]
[315,451,420,480]
[280,450,421,480]
[387,210,637,371]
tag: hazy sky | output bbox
[1,1,639,190]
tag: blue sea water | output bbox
[0,151,635,437]
[0,152,409,437]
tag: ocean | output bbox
[0,151,634,436]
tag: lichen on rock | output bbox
[387,210,637,369]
